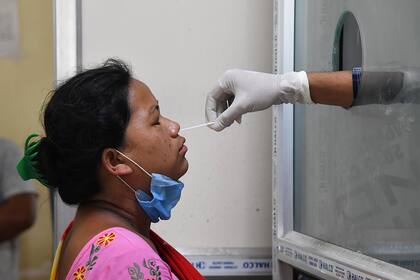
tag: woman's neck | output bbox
[77,198,151,239]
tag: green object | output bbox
[16,134,50,187]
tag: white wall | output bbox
[81,0,273,249]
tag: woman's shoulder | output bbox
[66,227,177,280]
[99,227,156,250]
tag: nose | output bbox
[167,119,180,137]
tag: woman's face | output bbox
[121,79,188,179]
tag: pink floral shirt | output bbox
[66,227,179,280]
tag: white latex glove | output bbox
[205,69,313,131]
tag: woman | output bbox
[17,59,203,280]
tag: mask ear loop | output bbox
[114,149,152,178]
[116,175,137,193]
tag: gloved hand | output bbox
[205,69,313,131]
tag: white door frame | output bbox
[272,0,295,278]
[52,0,80,249]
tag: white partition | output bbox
[55,0,274,276]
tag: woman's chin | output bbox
[178,160,189,179]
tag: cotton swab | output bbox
[180,121,215,132]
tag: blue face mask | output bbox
[115,150,184,223]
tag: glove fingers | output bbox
[205,84,232,122]
[205,95,218,122]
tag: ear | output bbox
[101,148,133,176]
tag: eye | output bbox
[153,116,161,126]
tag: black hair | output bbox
[38,59,132,205]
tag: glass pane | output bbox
[294,0,420,273]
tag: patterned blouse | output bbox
[65,227,179,280]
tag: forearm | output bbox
[0,213,29,242]
[307,71,353,108]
